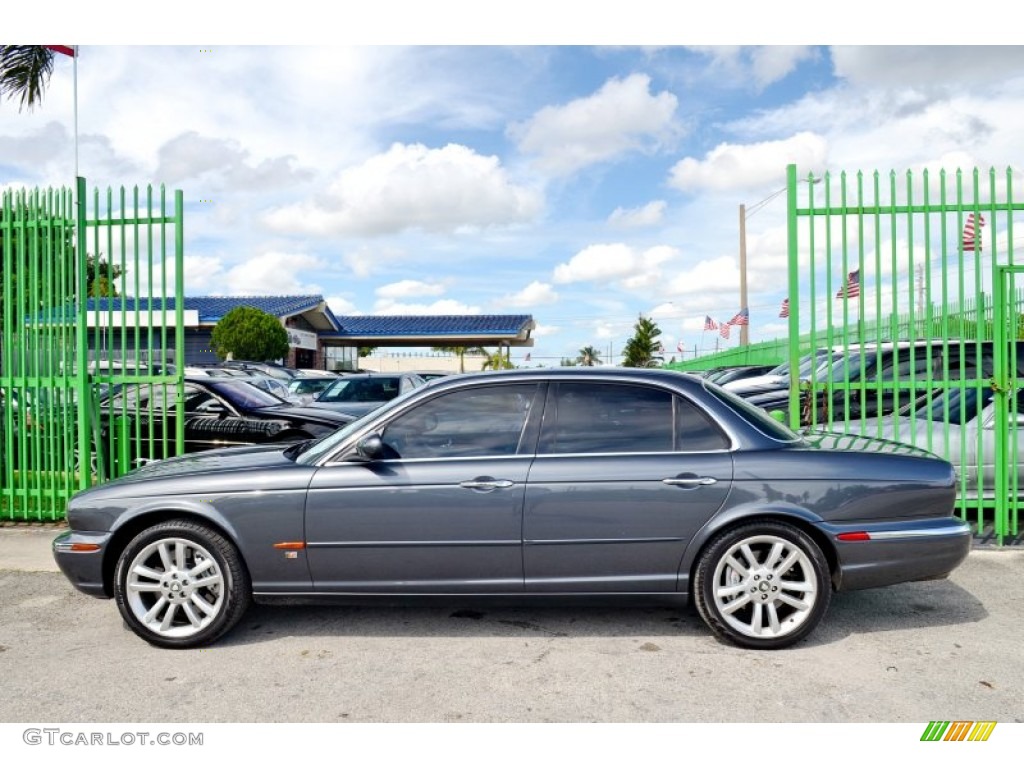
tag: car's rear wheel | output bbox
[114,519,251,649]
[693,521,831,650]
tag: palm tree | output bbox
[0,46,56,111]
[576,345,602,367]
[480,347,514,370]
[622,315,663,368]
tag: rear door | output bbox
[523,381,733,592]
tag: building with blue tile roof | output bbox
[77,295,534,371]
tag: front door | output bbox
[305,382,544,592]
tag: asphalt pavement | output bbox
[1,524,1023,723]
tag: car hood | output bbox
[252,404,353,426]
[308,400,385,419]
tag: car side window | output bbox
[380,383,540,459]
[540,383,674,454]
[676,396,729,451]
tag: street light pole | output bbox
[738,203,749,347]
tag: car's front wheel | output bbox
[693,521,831,650]
[114,519,251,649]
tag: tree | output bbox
[432,345,486,373]
[481,347,514,370]
[0,46,56,111]
[622,315,663,368]
[559,357,578,367]
[211,305,289,362]
[576,345,602,366]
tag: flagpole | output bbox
[73,46,79,177]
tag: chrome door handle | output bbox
[459,479,514,491]
[662,476,717,487]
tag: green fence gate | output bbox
[1,177,185,521]
[786,163,1024,542]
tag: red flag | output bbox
[779,298,790,318]
[703,315,718,331]
[720,322,730,339]
[46,45,77,57]
[676,341,683,353]
[836,269,861,299]
[962,212,985,251]
[524,352,531,362]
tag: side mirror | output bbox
[355,433,386,461]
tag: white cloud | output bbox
[264,142,543,236]
[375,280,447,300]
[223,252,325,295]
[553,243,680,289]
[665,255,742,297]
[749,46,817,88]
[509,74,679,176]
[372,298,481,315]
[831,46,1024,89]
[685,46,816,90]
[325,295,359,315]
[668,132,829,193]
[155,131,312,189]
[501,280,559,308]
[530,323,561,337]
[608,200,667,228]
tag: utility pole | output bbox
[739,203,749,347]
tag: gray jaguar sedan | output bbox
[52,368,971,650]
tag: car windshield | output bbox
[295,384,426,464]
[913,387,994,422]
[207,379,287,409]
[318,377,402,403]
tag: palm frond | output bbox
[0,46,56,111]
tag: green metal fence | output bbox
[786,164,1024,542]
[1,178,184,521]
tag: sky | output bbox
[5,5,1024,366]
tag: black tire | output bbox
[113,519,251,649]
[693,521,831,650]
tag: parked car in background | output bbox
[288,374,344,403]
[219,360,299,380]
[724,350,836,397]
[246,374,303,404]
[753,340,1017,426]
[834,384,1024,501]
[311,372,427,419]
[54,368,970,650]
[90,376,351,472]
[703,364,778,386]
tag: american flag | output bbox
[46,45,77,57]
[704,315,718,331]
[728,308,749,326]
[719,322,730,339]
[962,212,986,252]
[676,341,684,353]
[524,352,531,362]
[779,298,790,318]
[835,269,861,299]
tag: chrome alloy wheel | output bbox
[124,537,225,639]
[710,534,818,640]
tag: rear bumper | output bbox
[817,518,973,591]
[52,530,112,598]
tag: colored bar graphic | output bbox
[920,721,996,742]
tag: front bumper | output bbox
[818,517,973,591]
[52,529,113,598]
